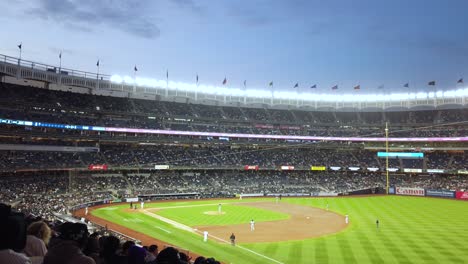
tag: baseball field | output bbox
[85,196,468,264]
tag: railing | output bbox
[1,53,111,81]
[1,53,467,110]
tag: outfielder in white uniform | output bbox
[218,203,222,214]
[141,201,144,209]
[203,231,208,242]
[85,207,88,215]
[250,219,255,231]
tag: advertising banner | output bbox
[458,170,468,175]
[389,187,395,194]
[330,166,341,171]
[244,165,259,171]
[125,197,139,202]
[425,189,455,198]
[237,193,263,197]
[367,167,379,172]
[154,165,170,170]
[396,187,425,196]
[348,167,360,171]
[404,168,423,173]
[427,169,445,174]
[387,168,399,172]
[455,191,468,200]
[311,192,338,197]
[280,166,295,170]
[88,164,108,171]
[311,166,326,171]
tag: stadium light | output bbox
[109,74,468,102]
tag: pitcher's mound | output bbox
[204,211,226,215]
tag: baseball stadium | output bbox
[1,1,468,264]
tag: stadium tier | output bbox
[1,72,468,264]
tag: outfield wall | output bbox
[393,186,468,201]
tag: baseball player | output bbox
[218,203,222,214]
[203,231,208,242]
[250,219,255,231]
[140,200,144,209]
[345,215,349,224]
[85,206,88,216]
[230,233,236,246]
[376,219,380,229]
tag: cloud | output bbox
[28,0,160,39]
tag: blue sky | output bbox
[1,0,468,93]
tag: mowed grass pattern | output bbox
[155,203,290,226]
[93,196,468,264]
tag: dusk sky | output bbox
[1,0,468,93]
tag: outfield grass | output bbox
[93,196,468,264]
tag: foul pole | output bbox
[385,122,389,194]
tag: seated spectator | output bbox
[145,244,158,263]
[128,244,146,264]
[24,221,51,263]
[43,222,95,264]
[156,247,185,264]
[83,232,100,264]
[0,203,31,264]
[99,235,126,264]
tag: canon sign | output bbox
[395,187,424,196]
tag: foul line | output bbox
[194,230,285,264]
[155,226,172,233]
[142,206,284,264]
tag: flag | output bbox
[293,83,299,88]
[243,80,247,88]
[378,84,384,89]
[428,81,436,86]
[196,74,199,84]
[354,85,360,90]
[166,69,169,80]
[59,52,62,59]
[134,65,138,71]
[17,43,22,50]
[310,84,317,89]
[222,77,227,85]
[96,60,100,67]
[269,81,273,86]
[458,78,463,84]
[403,83,409,88]
[332,85,338,90]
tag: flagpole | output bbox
[133,67,137,93]
[385,122,389,195]
[18,44,22,63]
[59,52,62,73]
[195,74,198,101]
[96,60,100,90]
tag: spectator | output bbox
[43,222,95,264]
[24,221,51,262]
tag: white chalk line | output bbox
[148,203,227,210]
[154,226,171,233]
[194,230,285,264]
[142,205,284,264]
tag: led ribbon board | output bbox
[1,118,468,142]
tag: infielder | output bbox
[345,215,349,224]
[250,219,255,231]
[203,231,208,242]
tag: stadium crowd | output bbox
[0,203,221,264]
